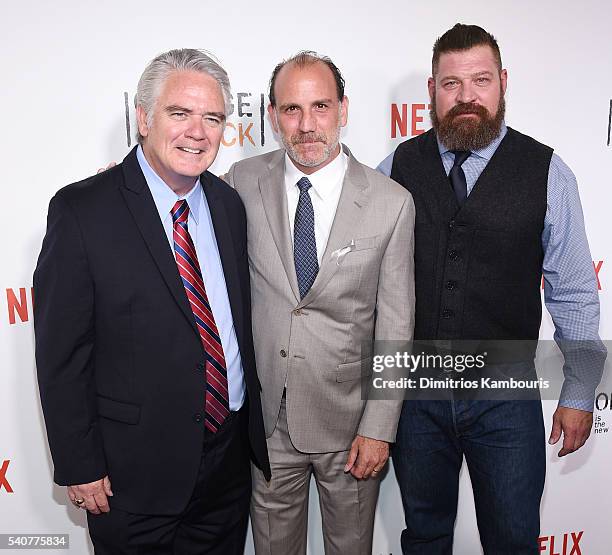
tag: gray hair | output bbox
[135,48,231,144]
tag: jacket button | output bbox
[196,362,205,372]
[449,220,455,230]
[280,349,287,358]
[449,250,459,261]
[446,280,456,291]
[193,413,202,423]
[441,309,454,319]
[292,309,302,316]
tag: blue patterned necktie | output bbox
[293,177,318,299]
[449,150,471,205]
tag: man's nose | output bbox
[456,81,477,104]
[298,109,316,133]
[185,115,207,140]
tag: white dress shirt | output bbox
[284,149,348,265]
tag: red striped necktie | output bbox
[171,200,230,433]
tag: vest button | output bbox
[449,250,459,261]
[193,413,202,423]
[280,349,288,358]
[449,220,455,230]
[441,309,454,319]
[446,280,456,291]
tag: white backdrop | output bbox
[1,0,611,553]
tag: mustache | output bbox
[446,102,490,118]
[291,132,327,145]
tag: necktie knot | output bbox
[451,150,471,168]
[171,200,189,224]
[297,177,313,193]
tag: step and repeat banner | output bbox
[1,0,611,553]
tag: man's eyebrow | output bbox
[471,70,494,78]
[311,98,334,104]
[205,111,226,121]
[164,104,193,113]
[164,105,226,121]
[277,98,335,110]
[440,70,494,81]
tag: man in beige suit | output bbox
[226,51,415,554]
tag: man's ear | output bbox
[136,105,149,139]
[267,104,279,134]
[427,77,435,103]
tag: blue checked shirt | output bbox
[377,123,606,411]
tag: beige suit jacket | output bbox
[227,145,415,453]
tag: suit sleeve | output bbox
[357,192,416,442]
[34,193,107,485]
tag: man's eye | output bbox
[204,117,222,127]
[475,77,491,85]
[443,81,458,89]
[171,112,187,119]
[315,103,328,110]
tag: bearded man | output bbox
[378,24,605,555]
[226,51,415,554]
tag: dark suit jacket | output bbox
[34,147,270,515]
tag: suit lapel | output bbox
[298,146,370,308]
[258,153,301,302]
[119,148,200,339]
[201,173,245,350]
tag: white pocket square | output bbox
[331,240,355,265]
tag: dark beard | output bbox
[431,95,505,151]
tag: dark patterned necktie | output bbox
[293,177,318,299]
[171,200,229,433]
[449,150,471,205]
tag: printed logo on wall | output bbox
[607,99,611,147]
[223,92,268,148]
[123,92,270,149]
[538,531,583,554]
[391,102,432,138]
[594,392,612,436]
[5,287,34,325]
[0,460,14,493]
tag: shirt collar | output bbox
[437,121,508,161]
[136,145,201,224]
[284,147,348,200]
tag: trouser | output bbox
[393,399,545,555]
[250,397,381,555]
[88,408,251,554]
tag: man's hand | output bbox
[97,162,116,174]
[67,476,113,514]
[344,435,389,479]
[548,406,593,457]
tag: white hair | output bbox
[135,48,231,144]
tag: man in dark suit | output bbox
[34,48,269,554]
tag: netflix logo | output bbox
[391,102,432,138]
[0,460,14,493]
[538,531,583,554]
[5,287,34,325]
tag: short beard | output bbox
[431,94,505,151]
[281,128,341,168]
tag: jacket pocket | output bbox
[97,395,141,425]
[336,358,373,382]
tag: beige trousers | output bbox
[250,399,381,555]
